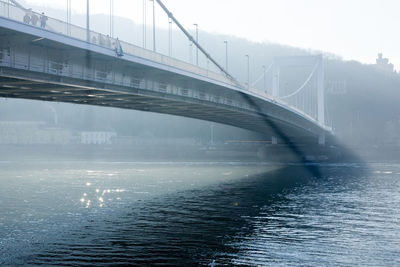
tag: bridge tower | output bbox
[271,55,325,144]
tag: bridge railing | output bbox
[0,1,237,88]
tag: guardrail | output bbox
[0,1,237,86]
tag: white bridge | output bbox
[0,0,331,145]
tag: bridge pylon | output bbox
[271,55,326,144]
[272,55,325,126]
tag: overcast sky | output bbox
[23,0,400,69]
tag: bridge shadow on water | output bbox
[26,164,366,266]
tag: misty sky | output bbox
[23,0,399,70]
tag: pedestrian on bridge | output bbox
[114,38,123,57]
[31,12,38,26]
[23,12,30,24]
[40,12,48,28]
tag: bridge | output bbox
[0,0,332,146]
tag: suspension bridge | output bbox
[0,0,332,145]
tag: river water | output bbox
[0,161,399,266]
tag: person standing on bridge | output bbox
[23,12,30,24]
[114,38,123,57]
[31,11,38,26]
[40,12,48,28]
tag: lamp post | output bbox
[168,17,172,56]
[193,23,198,66]
[110,0,114,37]
[210,122,214,146]
[189,42,193,63]
[86,0,90,42]
[67,0,71,35]
[150,0,155,52]
[224,40,228,71]
[245,55,250,90]
[262,65,266,93]
[143,0,146,48]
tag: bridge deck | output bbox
[0,2,331,143]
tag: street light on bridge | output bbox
[168,17,172,56]
[224,40,228,71]
[143,0,146,48]
[86,0,89,42]
[245,54,250,90]
[149,0,156,52]
[189,42,193,64]
[262,65,266,93]
[193,23,198,66]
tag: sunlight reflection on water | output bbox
[1,162,399,265]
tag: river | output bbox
[1,161,399,266]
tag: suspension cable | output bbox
[155,0,246,90]
[279,61,318,99]
[9,0,26,10]
[250,63,272,87]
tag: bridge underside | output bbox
[0,17,329,145]
[0,71,316,144]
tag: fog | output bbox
[4,1,400,266]
[1,1,400,163]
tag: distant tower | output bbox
[375,53,394,73]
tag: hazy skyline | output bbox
[23,0,399,70]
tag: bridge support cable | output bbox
[251,63,272,87]
[8,0,26,10]
[272,63,280,99]
[317,57,325,126]
[279,62,318,100]
[155,0,245,90]
[0,0,330,149]
[271,55,325,126]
